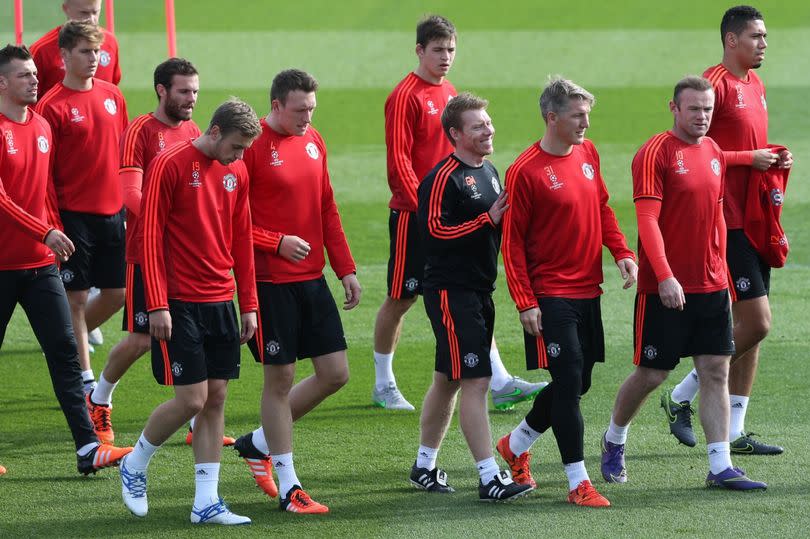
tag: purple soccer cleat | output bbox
[600,432,627,483]
[706,467,767,490]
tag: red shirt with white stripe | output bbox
[141,141,257,312]
[503,140,633,311]
[244,121,356,284]
[704,64,768,229]
[385,72,456,212]
[119,113,201,263]
[0,110,61,270]
[632,131,727,294]
[35,79,128,215]
[29,26,121,99]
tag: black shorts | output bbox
[248,277,347,365]
[59,209,126,291]
[633,290,734,370]
[122,263,149,334]
[423,288,494,381]
[523,297,605,371]
[727,229,770,301]
[386,209,425,299]
[151,300,240,386]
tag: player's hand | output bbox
[149,310,172,340]
[240,311,257,344]
[751,149,778,171]
[519,307,542,336]
[616,257,638,289]
[487,190,509,225]
[44,229,75,262]
[341,273,362,310]
[776,149,793,169]
[658,277,685,310]
[278,235,311,263]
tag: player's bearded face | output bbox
[737,20,767,69]
[555,98,591,146]
[2,59,38,106]
[672,89,714,140]
[456,109,495,157]
[164,74,199,122]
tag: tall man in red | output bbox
[661,5,791,454]
[497,78,636,507]
[600,76,766,491]
[30,0,121,99]
[0,44,131,476]
[232,69,361,514]
[119,99,260,524]
[372,14,542,411]
[35,21,128,395]
[83,58,202,445]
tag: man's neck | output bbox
[62,73,93,91]
[192,135,215,159]
[0,100,28,123]
[452,149,485,168]
[154,107,182,128]
[265,114,291,136]
[721,54,750,80]
[414,66,443,85]
[671,126,700,146]
[539,134,573,157]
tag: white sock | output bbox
[193,463,220,508]
[671,369,700,403]
[81,369,95,383]
[509,420,541,456]
[76,442,98,456]
[605,415,629,445]
[373,351,396,390]
[272,452,300,498]
[488,344,511,391]
[476,457,499,483]
[416,445,438,470]
[729,394,749,440]
[564,460,589,491]
[126,432,160,470]
[252,427,270,455]
[707,441,732,474]
[91,373,117,405]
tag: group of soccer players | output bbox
[0,0,793,522]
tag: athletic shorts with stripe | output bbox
[727,229,770,301]
[248,276,347,365]
[523,297,605,371]
[58,209,125,291]
[633,290,734,370]
[386,209,425,299]
[423,288,494,381]
[151,300,240,385]
[121,263,149,334]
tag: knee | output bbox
[204,387,228,411]
[323,367,349,394]
[634,367,669,392]
[181,395,207,417]
[134,333,152,355]
[748,315,771,343]
[387,296,417,317]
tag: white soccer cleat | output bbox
[88,327,104,346]
[372,382,415,410]
[191,498,251,525]
[120,455,148,517]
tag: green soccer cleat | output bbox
[491,377,548,411]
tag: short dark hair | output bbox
[721,5,764,45]
[441,92,488,145]
[58,20,104,50]
[270,69,318,104]
[207,98,261,139]
[0,44,32,75]
[416,15,456,47]
[153,57,198,100]
[673,75,713,105]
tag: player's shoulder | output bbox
[153,139,192,168]
[101,27,119,45]
[388,72,425,101]
[125,113,156,135]
[703,64,730,89]
[229,158,249,178]
[507,141,542,174]
[35,83,67,112]
[29,110,52,132]
[580,138,600,158]
[701,136,723,153]
[93,78,124,97]
[634,131,672,162]
[30,26,61,53]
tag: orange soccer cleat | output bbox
[496,434,537,488]
[77,443,133,475]
[233,433,278,498]
[280,486,329,514]
[85,393,114,444]
[185,428,236,447]
[567,479,611,508]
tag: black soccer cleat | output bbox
[478,470,533,502]
[409,462,455,493]
[730,433,784,455]
[660,389,697,447]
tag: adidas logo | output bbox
[196,469,208,475]
[709,449,718,454]
[274,461,285,468]
[521,428,532,436]
[731,402,744,408]
[419,451,429,458]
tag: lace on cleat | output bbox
[372,382,415,410]
[185,428,236,447]
[568,479,611,507]
[496,434,536,488]
[660,389,696,447]
[409,463,455,493]
[191,498,251,525]
[478,470,533,502]
[233,433,278,498]
[280,486,329,514]
[600,432,627,484]
[491,377,548,411]
[730,432,784,455]
[120,455,148,517]
[706,467,767,490]
[86,393,114,444]
[78,443,133,475]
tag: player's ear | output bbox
[156,84,168,99]
[669,100,677,113]
[415,43,424,59]
[724,31,737,48]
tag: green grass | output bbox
[1,1,809,537]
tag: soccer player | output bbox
[497,78,636,508]
[35,21,128,395]
[372,14,543,411]
[600,76,766,491]
[30,0,121,99]
[118,99,260,524]
[0,44,131,475]
[661,5,791,454]
[232,69,361,514]
[410,92,532,502]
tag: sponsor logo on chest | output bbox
[157,131,166,150]
[543,166,564,190]
[103,98,118,115]
[223,173,238,192]
[711,158,721,176]
[269,142,284,167]
[735,84,746,109]
[465,175,482,199]
[305,142,319,160]
[674,150,690,175]
[189,161,202,187]
[70,107,85,123]
[491,176,501,194]
[581,162,595,180]
[99,50,112,67]
[425,99,439,115]
[4,129,18,155]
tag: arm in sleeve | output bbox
[597,173,634,261]
[231,170,258,313]
[45,134,63,231]
[141,156,174,312]
[385,92,421,210]
[0,176,53,242]
[120,168,143,215]
[635,198,673,282]
[723,150,755,167]
[501,165,539,312]
[251,224,284,253]
[320,149,356,278]
[422,168,493,248]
